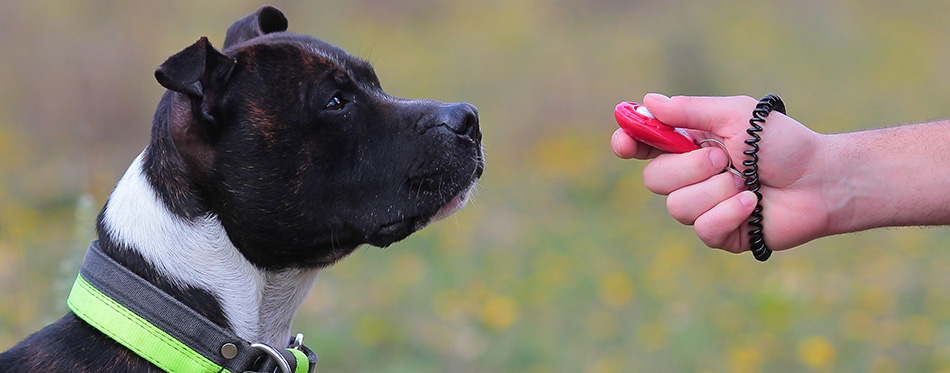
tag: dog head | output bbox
[149,6,483,269]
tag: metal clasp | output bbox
[249,333,307,373]
[289,333,305,350]
[250,343,292,373]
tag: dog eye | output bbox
[325,96,345,111]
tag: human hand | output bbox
[611,94,834,253]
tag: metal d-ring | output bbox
[250,343,292,373]
[698,138,744,179]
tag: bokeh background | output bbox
[3,0,950,371]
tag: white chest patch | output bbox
[100,152,320,346]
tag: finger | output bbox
[643,93,757,133]
[611,128,664,160]
[666,171,747,225]
[693,190,758,252]
[642,147,730,195]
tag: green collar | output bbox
[66,241,315,373]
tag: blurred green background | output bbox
[2,0,950,371]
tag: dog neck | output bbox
[97,152,319,347]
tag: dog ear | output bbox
[154,37,235,123]
[223,5,288,49]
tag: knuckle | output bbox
[733,95,757,106]
[669,95,690,104]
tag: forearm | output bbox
[822,120,950,235]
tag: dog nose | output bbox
[444,103,479,136]
[418,103,480,140]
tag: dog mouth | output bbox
[430,183,475,222]
[367,140,484,248]
[366,180,477,248]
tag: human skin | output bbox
[611,93,950,254]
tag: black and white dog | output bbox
[0,5,482,372]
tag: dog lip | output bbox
[430,184,475,222]
[368,181,477,247]
[367,218,418,248]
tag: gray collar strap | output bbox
[66,241,317,373]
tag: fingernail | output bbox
[645,93,670,102]
[709,148,728,171]
[739,191,757,208]
[610,130,623,157]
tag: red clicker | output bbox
[614,102,700,153]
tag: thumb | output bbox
[642,94,757,133]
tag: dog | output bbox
[0,5,483,372]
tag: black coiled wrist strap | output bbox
[742,94,785,262]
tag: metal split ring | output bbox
[698,138,744,179]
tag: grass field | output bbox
[2,1,950,371]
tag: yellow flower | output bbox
[797,336,836,370]
[598,272,635,308]
[730,347,764,373]
[481,296,519,330]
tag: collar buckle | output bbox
[250,343,293,373]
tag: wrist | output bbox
[820,122,950,235]
[816,132,863,236]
